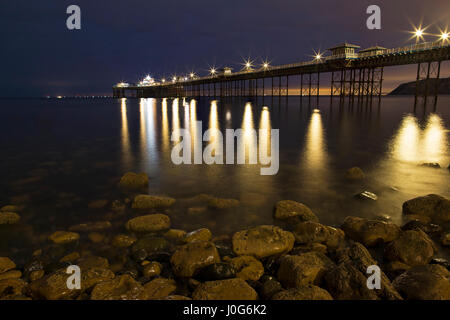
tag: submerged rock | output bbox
[402,194,450,223]
[68,221,111,233]
[277,252,334,288]
[354,191,378,201]
[232,225,295,259]
[207,197,240,209]
[48,231,80,244]
[274,200,318,222]
[384,229,436,267]
[341,216,400,247]
[393,265,450,300]
[118,172,149,190]
[229,255,264,281]
[125,214,171,233]
[192,278,258,300]
[131,194,175,210]
[112,234,137,248]
[91,274,148,300]
[170,241,220,277]
[345,167,365,180]
[272,286,333,300]
[0,212,20,225]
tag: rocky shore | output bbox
[0,171,449,300]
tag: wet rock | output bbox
[142,261,162,278]
[118,172,149,190]
[207,197,240,209]
[29,270,45,281]
[91,274,148,300]
[192,278,258,300]
[384,229,436,267]
[292,221,345,250]
[170,241,220,277]
[0,270,22,281]
[164,229,187,243]
[290,243,328,255]
[272,286,333,300]
[345,167,365,180]
[60,252,80,263]
[393,265,450,300]
[187,207,207,215]
[277,252,334,288]
[0,257,16,274]
[232,225,295,259]
[111,200,126,213]
[143,277,177,299]
[402,194,450,223]
[401,220,443,236]
[48,231,80,244]
[112,234,136,248]
[0,279,27,297]
[0,212,20,225]
[441,233,450,246]
[68,221,111,233]
[131,194,175,210]
[0,205,22,212]
[132,236,170,255]
[77,256,110,269]
[229,256,264,281]
[125,214,171,233]
[88,232,104,243]
[430,258,450,270]
[196,263,236,281]
[274,200,318,222]
[259,276,283,299]
[341,216,400,247]
[185,228,212,243]
[420,162,441,168]
[354,191,378,201]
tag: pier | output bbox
[113,41,450,107]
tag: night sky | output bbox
[1,0,449,97]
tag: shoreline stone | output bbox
[125,214,171,233]
[192,278,258,300]
[274,200,318,222]
[118,172,149,190]
[132,194,175,210]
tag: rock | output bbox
[111,200,126,213]
[260,276,283,299]
[272,286,333,300]
[170,241,220,277]
[0,270,22,281]
[384,229,436,267]
[142,262,162,278]
[29,270,45,281]
[88,200,109,209]
[185,228,212,243]
[112,234,137,248]
[125,214,171,233]
[196,263,236,281]
[187,207,208,215]
[402,194,450,223]
[118,172,149,190]
[68,221,112,233]
[143,278,177,299]
[420,162,441,168]
[292,221,345,250]
[345,167,365,180]
[88,232,104,243]
[0,205,21,212]
[441,233,450,246]
[430,258,450,270]
[164,229,187,243]
[232,225,295,259]
[48,231,80,244]
[354,191,378,201]
[0,279,27,297]
[131,194,175,210]
[277,252,334,288]
[208,197,240,209]
[393,265,450,300]
[0,257,16,274]
[192,278,258,300]
[91,274,148,300]
[229,256,264,281]
[291,243,328,255]
[274,200,318,221]
[401,220,443,236]
[60,252,80,263]
[0,212,20,225]
[341,216,400,247]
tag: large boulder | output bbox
[274,200,318,222]
[272,286,333,300]
[292,221,345,250]
[91,274,148,300]
[402,194,450,223]
[192,278,258,300]
[393,265,450,300]
[341,216,401,247]
[384,230,436,267]
[132,194,175,210]
[232,225,295,259]
[277,252,334,288]
[170,241,220,277]
[118,172,149,190]
[125,214,170,233]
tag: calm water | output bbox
[0,96,449,258]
